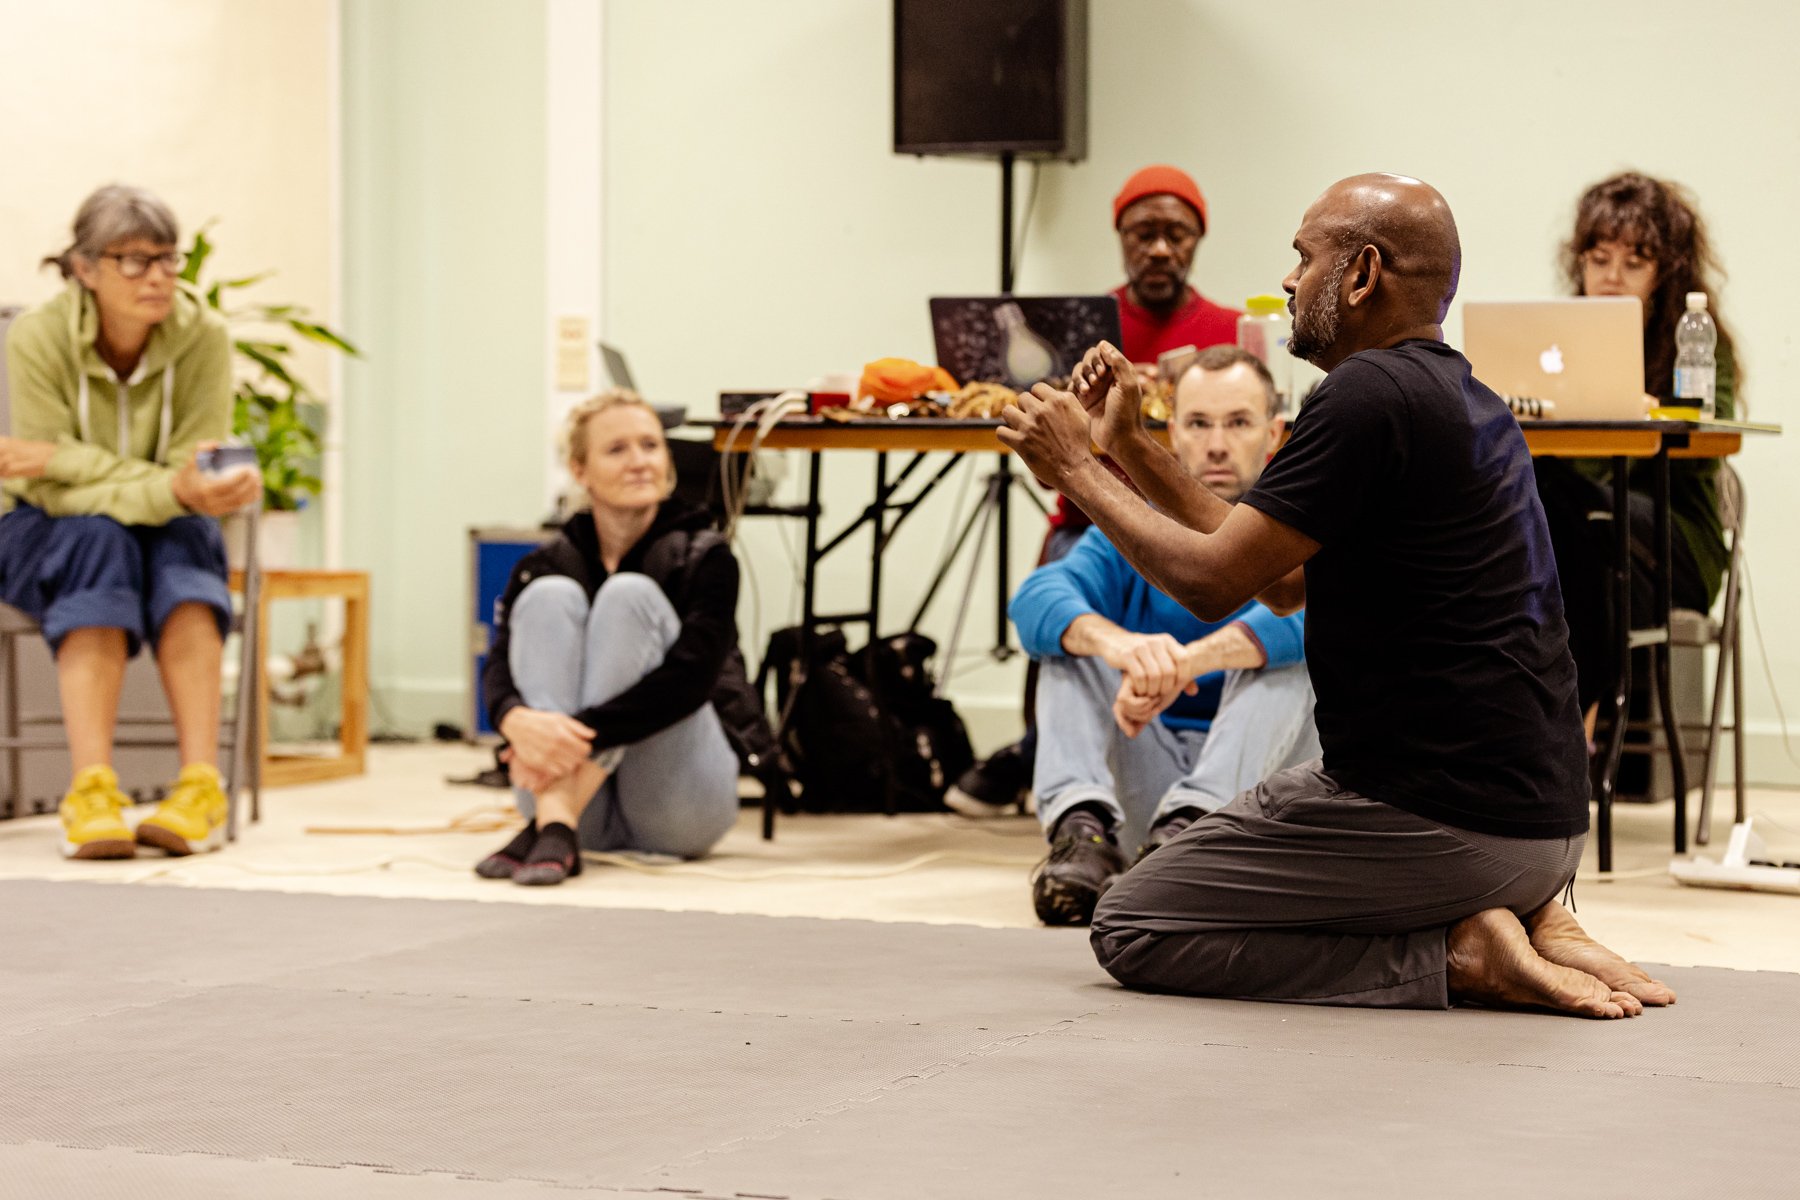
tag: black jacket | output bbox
[482,500,776,771]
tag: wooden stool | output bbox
[231,569,370,788]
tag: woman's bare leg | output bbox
[153,603,223,767]
[533,759,610,831]
[56,628,128,773]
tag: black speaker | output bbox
[893,0,1087,161]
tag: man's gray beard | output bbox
[1289,252,1350,364]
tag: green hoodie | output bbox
[3,279,232,525]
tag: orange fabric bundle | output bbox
[858,358,957,406]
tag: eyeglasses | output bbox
[1122,222,1200,251]
[99,251,187,279]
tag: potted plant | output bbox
[178,225,359,566]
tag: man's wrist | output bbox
[1058,455,1112,509]
[1107,424,1157,466]
[1097,627,1135,663]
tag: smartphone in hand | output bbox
[196,445,258,476]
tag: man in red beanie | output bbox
[948,165,1244,820]
[1110,164,1241,362]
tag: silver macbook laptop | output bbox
[1462,297,1645,420]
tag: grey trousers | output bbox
[508,573,738,858]
[1090,762,1586,1009]
[1034,654,1320,853]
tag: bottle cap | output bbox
[1245,294,1287,315]
[1686,291,1708,311]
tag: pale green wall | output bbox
[341,0,552,729]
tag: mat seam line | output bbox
[0,985,215,1043]
[1044,1030,1800,1089]
[146,978,1050,1029]
[0,1139,759,1196]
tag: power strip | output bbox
[1669,819,1800,895]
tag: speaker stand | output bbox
[999,150,1016,294]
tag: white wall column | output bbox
[544,0,605,508]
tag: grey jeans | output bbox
[508,573,738,858]
[1090,762,1586,1009]
[1033,653,1321,852]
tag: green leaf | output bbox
[181,223,216,284]
[235,344,291,384]
[217,271,275,292]
[285,319,361,357]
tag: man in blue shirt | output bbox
[1012,346,1317,926]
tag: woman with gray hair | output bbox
[476,390,749,885]
[0,184,259,859]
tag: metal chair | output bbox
[1,303,262,836]
[1616,463,1747,848]
[1687,462,1747,845]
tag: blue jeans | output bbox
[1033,654,1321,852]
[506,573,737,858]
[0,505,229,655]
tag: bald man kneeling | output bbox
[999,174,1675,1017]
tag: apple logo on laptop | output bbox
[1539,344,1565,375]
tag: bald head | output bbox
[1283,174,1462,370]
[1314,174,1461,314]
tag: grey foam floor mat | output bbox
[1,880,1794,1199]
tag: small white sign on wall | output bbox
[554,314,592,393]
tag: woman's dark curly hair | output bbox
[1563,172,1740,405]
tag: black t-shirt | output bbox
[1242,340,1588,838]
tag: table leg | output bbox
[870,451,886,635]
[1595,456,1633,874]
[995,459,1013,658]
[342,577,370,776]
[1651,449,1688,852]
[802,451,822,638]
[256,584,273,808]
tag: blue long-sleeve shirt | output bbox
[1010,526,1306,733]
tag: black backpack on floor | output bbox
[761,627,973,813]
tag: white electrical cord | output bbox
[719,391,808,541]
[718,391,812,652]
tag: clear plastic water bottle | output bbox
[1236,294,1293,410]
[1673,291,1717,418]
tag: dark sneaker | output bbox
[1134,807,1203,866]
[946,742,1032,818]
[1030,810,1125,926]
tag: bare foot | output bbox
[1527,900,1677,1007]
[1448,908,1642,1019]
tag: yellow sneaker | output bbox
[59,765,136,860]
[136,763,229,856]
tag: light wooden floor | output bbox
[2,744,1797,972]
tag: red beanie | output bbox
[1113,165,1208,234]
